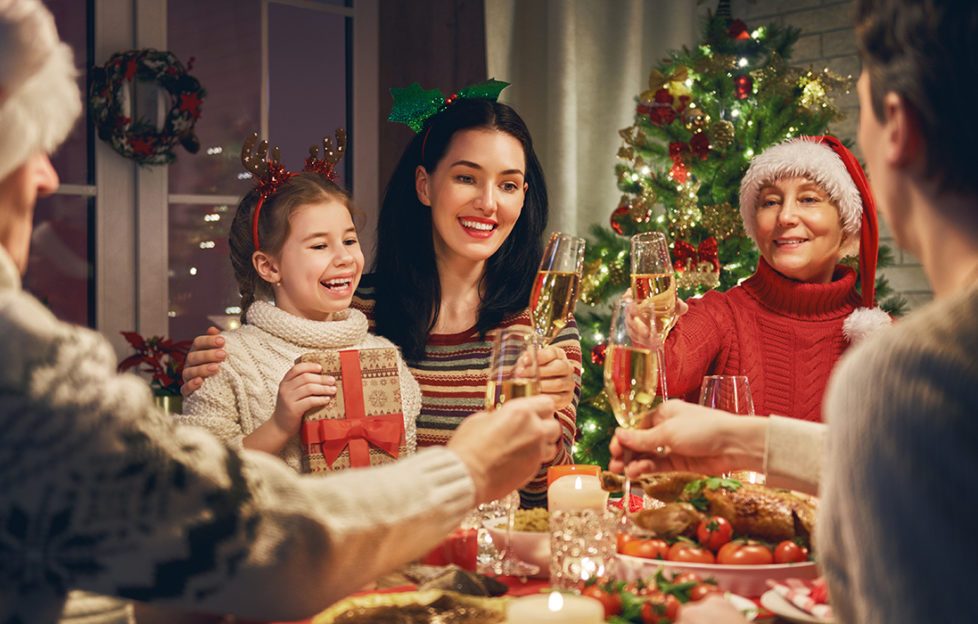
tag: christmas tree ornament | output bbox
[578,258,607,305]
[587,390,610,415]
[89,49,206,165]
[610,205,630,235]
[590,342,607,366]
[709,120,735,150]
[673,237,721,290]
[629,199,652,224]
[701,202,745,239]
[734,74,754,99]
[607,259,626,284]
[681,104,707,131]
[690,131,711,160]
[727,18,751,40]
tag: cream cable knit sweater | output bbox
[0,246,473,624]
[179,300,420,472]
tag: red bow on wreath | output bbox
[674,237,719,272]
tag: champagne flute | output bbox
[604,297,661,517]
[485,327,541,576]
[630,232,677,397]
[530,232,586,345]
[698,375,763,483]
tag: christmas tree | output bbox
[573,10,906,468]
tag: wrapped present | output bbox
[297,348,405,472]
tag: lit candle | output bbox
[506,592,604,624]
[547,474,609,512]
[547,463,601,488]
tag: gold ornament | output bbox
[709,120,735,151]
[617,145,634,160]
[675,263,721,290]
[629,200,652,224]
[587,389,610,414]
[607,259,627,285]
[681,104,707,131]
[578,258,606,306]
[700,202,746,239]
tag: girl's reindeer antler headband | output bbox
[241,128,347,251]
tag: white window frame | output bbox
[75,0,377,357]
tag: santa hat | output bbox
[739,136,890,341]
[0,0,81,182]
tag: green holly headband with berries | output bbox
[387,79,510,133]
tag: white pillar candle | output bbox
[547,474,609,512]
[507,592,604,624]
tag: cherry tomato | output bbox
[581,584,622,618]
[666,541,716,564]
[689,582,723,601]
[671,571,704,586]
[696,515,733,551]
[640,591,680,623]
[716,540,774,565]
[622,538,670,560]
[774,540,810,563]
[617,533,636,553]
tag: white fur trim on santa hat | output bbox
[740,138,863,257]
[843,306,892,344]
[0,0,81,182]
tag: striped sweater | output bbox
[353,276,582,507]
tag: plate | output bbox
[312,589,510,623]
[615,553,818,598]
[483,517,550,578]
[759,589,833,624]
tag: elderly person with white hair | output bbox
[0,2,562,623]
[660,135,890,423]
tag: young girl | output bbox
[179,136,420,471]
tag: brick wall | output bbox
[730,0,933,311]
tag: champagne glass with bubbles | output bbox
[530,232,586,345]
[698,375,763,483]
[630,232,677,397]
[604,297,661,516]
[484,327,541,576]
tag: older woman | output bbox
[662,136,889,422]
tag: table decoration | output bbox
[506,592,603,624]
[549,509,617,590]
[547,463,600,487]
[548,474,609,513]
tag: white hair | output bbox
[0,0,81,181]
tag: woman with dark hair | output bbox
[185,90,581,508]
[357,94,580,507]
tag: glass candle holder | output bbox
[549,509,618,590]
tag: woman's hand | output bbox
[623,293,690,350]
[520,345,575,411]
[609,399,767,477]
[181,326,226,397]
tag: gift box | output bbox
[297,348,405,472]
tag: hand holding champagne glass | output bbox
[698,375,763,483]
[604,297,661,515]
[630,232,677,397]
[485,327,541,576]
[530,232,586,345]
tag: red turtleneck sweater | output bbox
[665,258,863,422]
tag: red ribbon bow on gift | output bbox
[302,414,404,468]
[300,349,404,468]
[673,237,720,272]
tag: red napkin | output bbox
[767,577,833,620]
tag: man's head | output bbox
[0,0,81,274]
[854,0,978,196]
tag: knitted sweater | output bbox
[0,246,473,624]
[665,258,863,421]
[179,300,420,472]
[818,284,978,624]
[353,276,582,507]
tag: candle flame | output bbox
[574,476,583,490]
[548,591,564,611]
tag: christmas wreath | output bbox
[89,48,205,165]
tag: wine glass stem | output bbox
[657,344,669,399]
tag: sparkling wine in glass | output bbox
[485,327,541,576]
[604,297,661,516]
[698,375,763,483]
[530,232,586,345]
[630,232,677,397]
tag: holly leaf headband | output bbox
[387,79,510,132]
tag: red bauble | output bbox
[690,131,710,160]
[734,74,753,99]
[591,342,607,365]
[610,206,629,235]
[728,19,750,40]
